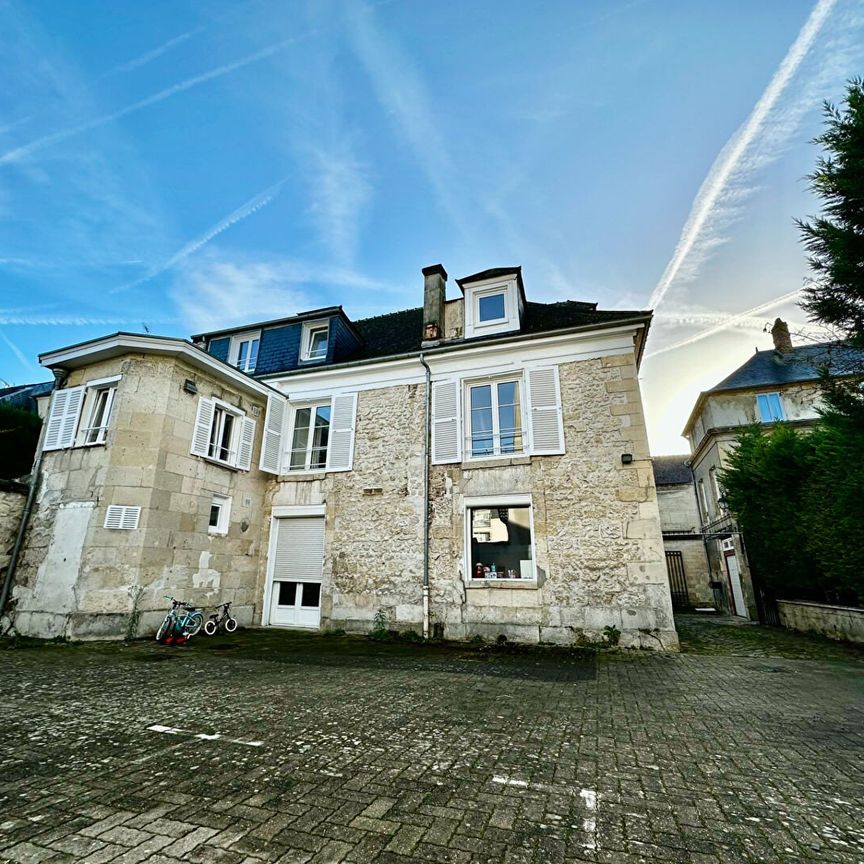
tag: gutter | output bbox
[0,379,55,630]
[419,353,432,640]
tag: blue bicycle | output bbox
[156,596,204,642]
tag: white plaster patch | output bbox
[193,550,220,590]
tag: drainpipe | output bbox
[0,376,58,627]
[419,353,432,640]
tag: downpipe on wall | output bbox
[0,375,59,631]
[420,354,431,640]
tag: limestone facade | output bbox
[11,352,270,639]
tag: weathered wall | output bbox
[0,482,27,630]
[662,538,713,607]
[12,354,270,640]
[778,600,864,644]
[656,484,701,533]
[702,382,822,431]
[266,351,676,649]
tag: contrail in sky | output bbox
[645,289,803,359]
[648,0,837,311]
[112,180,286,295]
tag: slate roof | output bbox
[0,381,53,412]
[709,342,864,393]
[350,301,649,362]
[652,455,693,486]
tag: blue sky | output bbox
[1,0,862,452]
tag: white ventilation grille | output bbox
[104,505,141,530]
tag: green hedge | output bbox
[0,404,41,480]
[721,414,864,606]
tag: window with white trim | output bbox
[466,377,524,458]
[476,290,507,324]
[756,392,784,423]
[208,494,231,535]
[467,498,535,581]
[229,331,261,373]
[190,397,256,471]
[79,380,118,446]
[462,276,521,339]
[301,321,329,362]
[288,402,331,470]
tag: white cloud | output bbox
[648,0,838,311]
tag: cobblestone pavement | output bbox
[1,618,862,864]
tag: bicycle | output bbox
[203,602,238,636]
[155,596,204,643]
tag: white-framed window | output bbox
[259,392,357,475]
[466,377,525,458]
[756,392,785,423]
[431,366,564,465]
[287,401,331,471]
[208,493,232,535]
[465,495,536,582]
[462,277,521,339]
[79,378,119,446]
[301,320,330,362]
[191,397,256,471]
[229,331,261,373]
[43,375,121,452]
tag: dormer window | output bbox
[229,331,260,373]
[301,321,329,362]
[461,273,521,339]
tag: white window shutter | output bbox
[527,366,565,455]
[326,393,357,472]
[431,379,461,464]
[236,417,256,471]
[191,397,214,458]
[260,394,286,474]
[43,386,84,451]
[105,505,141,530]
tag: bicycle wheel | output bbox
[184,611,204,638]
[155,615,172,642]
[224,617,238,633]
[203,619,217,636]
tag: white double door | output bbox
[267,515,325,628]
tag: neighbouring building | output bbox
[681,318,862,619]
[3,265,677,649]
[652,455,712,611]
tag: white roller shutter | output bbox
[526,366,565,455]
[190,397,214,458]
[431,378,461,464]
[326,393,357,472]
[43,386,84,451]
[260,394,286,474]
[271,517,325,582]
[236,417,256,471]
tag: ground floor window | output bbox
[468,500,535,580]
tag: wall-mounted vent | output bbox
[104,505,141,530]
[250,405,261,418]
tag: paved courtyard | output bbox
[1,616,862,864]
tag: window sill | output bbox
[299,356,327,365]
[198,456,239,472]
[466,580,538,590]
[463,454,531,469]
[279,470,327,482]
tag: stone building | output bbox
[682,319,863,620]
[4,265,677,649]
[652,456,712,610]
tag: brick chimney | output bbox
[421,264,447,345]
[771,318,793,354]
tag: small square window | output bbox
[208,494,231,534]
[469,504,534,580]
[301,321,330,362]
[477,292,506,323]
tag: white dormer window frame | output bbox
[462,277,520,340]
[229,331,261,373]
[301,320,330,363]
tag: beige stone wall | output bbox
[656,484,701,534]
[0,484,27,625]
[266,351,676,649]
[662,539,713,607]
[12,354,270,640]
[778,600,864,644]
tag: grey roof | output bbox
[652,455,693,486]
[0,381,53,412]
[710,342,864,393]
